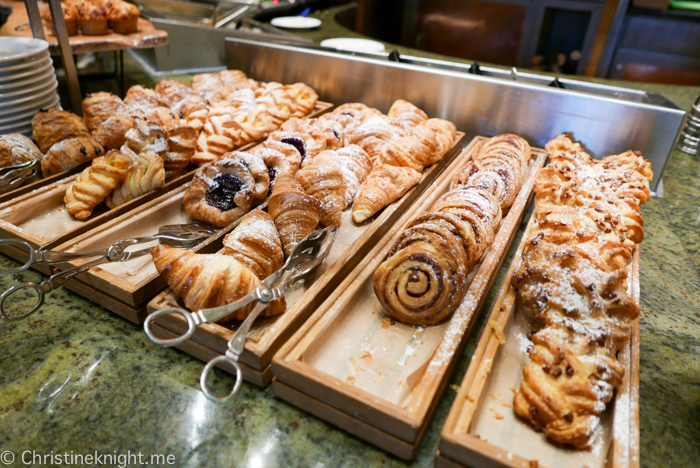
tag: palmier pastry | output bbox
[248,140,302,190]
[223,210,284,279]
[64,150,133,219]
[42,136,107,176]
[183,152,269,228]
[32,108,89,153]
[91,113,135,151]
[151,245,284,321]
[82,92,124,132]
[296,152,346,228]
[0,134,42,168]
[268,172,326,257]
[106,151,165,208]
[352,165,422,223]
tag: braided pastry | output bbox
[105,151,165,209]
[190,105,242,166]
[64,150,133,219]
[352,165,422,223]
[32,108,89,153]
[151,245,284,321]
[183,152,269,228]
[511,134,652,449]
[223,210,284,280]
[42,136,107,176]
[82,92,124,131]
[268,172,326,257]
[296,152,346,228]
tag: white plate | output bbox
[0,85,58,116]
[0,119,34,133]
[320,38,386,54]
[271,16,322,29]
[0,77,57,102]
[0,93,59,119]
[0,61,55,86]
[0,53,51,77]
[0,38,49,64]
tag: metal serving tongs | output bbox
[0,223,216,321]
[143,225,337,403]
[0,160,41,195]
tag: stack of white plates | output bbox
[0,38,60,137]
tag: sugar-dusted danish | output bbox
[141,106,180,128]
[331,145,373,208]
[347,115,408,166]
[296,152,346,228]
[281,118,342,161]
[32,108,89,153]
[268,172,326,257]
[248,140,302,190]
[0,134,43,167]
[255,86,294,127]
[288,82,319,117]
[42,136,107,176]
[223,210,284,279]
[154,79,197,108]
[151,245,285,321]
[268,130,326,165]
[91,113,135,151]
[352,165,422,223]
[124,85,170,112]
[183,152,269,228]
[163,124,197,180]
[106,151,165,208]
[82,92,124,132]
[122,118,167,158]
[64,150,133,219]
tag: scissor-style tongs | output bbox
[0,160,41,195]
[0,223,216,321]
[143,226,337,403]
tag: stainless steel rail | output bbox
[225,38,684,190]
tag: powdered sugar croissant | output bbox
[64,150,133,219]
[352,165,421,223]
[151,245,284,321]
[295,152,346,228]
[223,210,284,280]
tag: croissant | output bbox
[151,245,284,321]
[64,150,133,219]
[42,136,107,176]
[268,172,326,257]
[333,145,373,208]
[347,115,408,166]
[32,108,89,153]
[82,92,124,132]
[183,152,269,228]
[295,152,346,228]
[91,113,136,151]
[373,186,501,325]
[387,99,428,131]
[352,165,422,223]
[417,118,457,166]
[378,125,438,172]
[105,151,165,208]
[223,210,284,280]
[163,123,197,180]
[0,134,42,167]
[247,140,302,190]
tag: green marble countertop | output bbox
[1,6,699,468]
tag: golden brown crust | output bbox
[351,165,422,223]
[42,136,107,176]
[105,151,165,208]
[222,210,284,280]
[0,134,43,168]
[91,112,135,150]
[295,152,346,228]
[32,108,89,154]
[82,92,124,132]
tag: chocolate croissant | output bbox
[223,210,284,279]
[151,245,284,321]
[268,172,326,257]
[82,92,125,132]
[106,151,165,208]
[64,150,133,219]
[42,136,107,177]
[0,134,42,168]
[91,113,136,151]
[32,108,89,153]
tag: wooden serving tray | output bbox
[0,163,87,205]
[271,137,547,460]
[0,167,194,275]
[436,222,641,468]
[146,132,468,386]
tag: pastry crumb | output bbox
[374,377,383,384]
[488,319,506,344]
[380,318,392,329]
[529,461,539,468]
[449,384,460,393]
[397,380,404,387]
[467,394,475,403]
[494,412,504,420]
[511,386,518,393]
[345,376,356,385]
[360,350,373,363]
[502,402,512,408]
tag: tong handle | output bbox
[143,307,202,347]
[0,281,46,321]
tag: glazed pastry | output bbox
[105,151,165,208]
[328,145,372,208]
[268,172,326,257]
[352,165,422,223]
[42,136,107,176]
[387,99,428,131]
[0,134,43,167]
[122,118,167,158]
[373,186,501,325]
[295,152,346,228]
[32,108,89,153]
[183,152,269,228]
[347,115,408,166]
[255,86,294,127]
[107,0,140,34]
[223,210,284,280]
[510,134,653,449]
[82,92,124,132]
[163,124,197,180]
[288,82,318,117]
[64,150,133,219]
[151,245,285,321]
[248,140,302,190]
[91,113,135,151]
[416,118,457,166]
